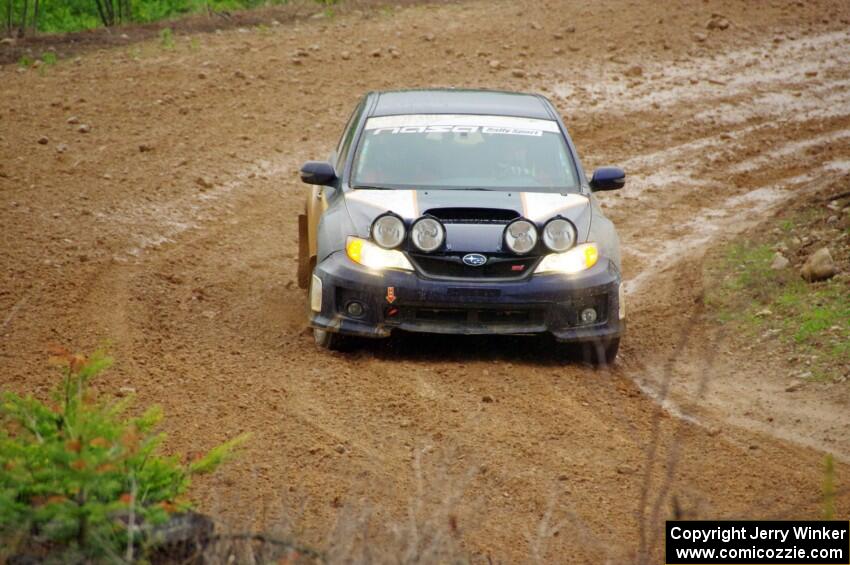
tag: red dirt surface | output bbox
[2,0,849,561]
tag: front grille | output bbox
[410,254,539,279]
[412,307,542,325]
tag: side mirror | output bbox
[300,161,337,186]
[589,167,626,191]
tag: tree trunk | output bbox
[31,0,38,34]
[104,0,115,26]
[5,0,12,37]
[18,0,28,37]
[93,0,109,27]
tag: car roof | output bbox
[369,89,555,120]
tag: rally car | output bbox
[297,89,625,363]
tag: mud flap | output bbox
[297,213,310,289]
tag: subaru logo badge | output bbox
[462,253,487,267]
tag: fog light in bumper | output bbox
[580,307,598,325]
[346,301,365,318]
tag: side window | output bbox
[334,99,364,173]
[333,99,363,170]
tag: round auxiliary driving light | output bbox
[346,301,365,318]
[542,218,577,252]
[580,308,598,325]
[410,216,445,253]
[371,214,405,249]
[504,219,538,255]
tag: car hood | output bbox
[344,189,591,253]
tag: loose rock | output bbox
[785,381,804,393]
[37,136,49,145]
[800,247,837,282]
[195,176,214,190]
[707,15,731,31]
[770,252,790,270]
[511,69,527,78]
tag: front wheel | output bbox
[580,338,620,367]
[307,267,349,352]
[313,327,348,351]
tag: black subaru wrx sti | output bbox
[297,89,626,363]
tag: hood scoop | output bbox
[425,207,520,225]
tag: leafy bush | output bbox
[0,348,247,561]
[3,0,339,35]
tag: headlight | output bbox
[371,213,405,249]
[504,219,538,254]
[346,237,413,271]
[542,218,576,252]
[410,216,445,253]
[534,243,599,274]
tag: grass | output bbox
[159,27,175,49]
[704,207,849,382]
[4,0,339,35]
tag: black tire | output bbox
[313,327,349,351]
[306,265,350,352]
[580,338,620,367]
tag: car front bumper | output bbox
[309,252,625,342]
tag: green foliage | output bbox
[704,220,849,382]
[0,348,247,561]
[3,0,340,35]
[41,52,57,65]
[158,26,173,48]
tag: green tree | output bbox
[0,347,247,561]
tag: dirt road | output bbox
[2,0,849,561]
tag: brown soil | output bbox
[0,0,456,65]
[2,0,849,562]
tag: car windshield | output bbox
[351,114,579,192]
